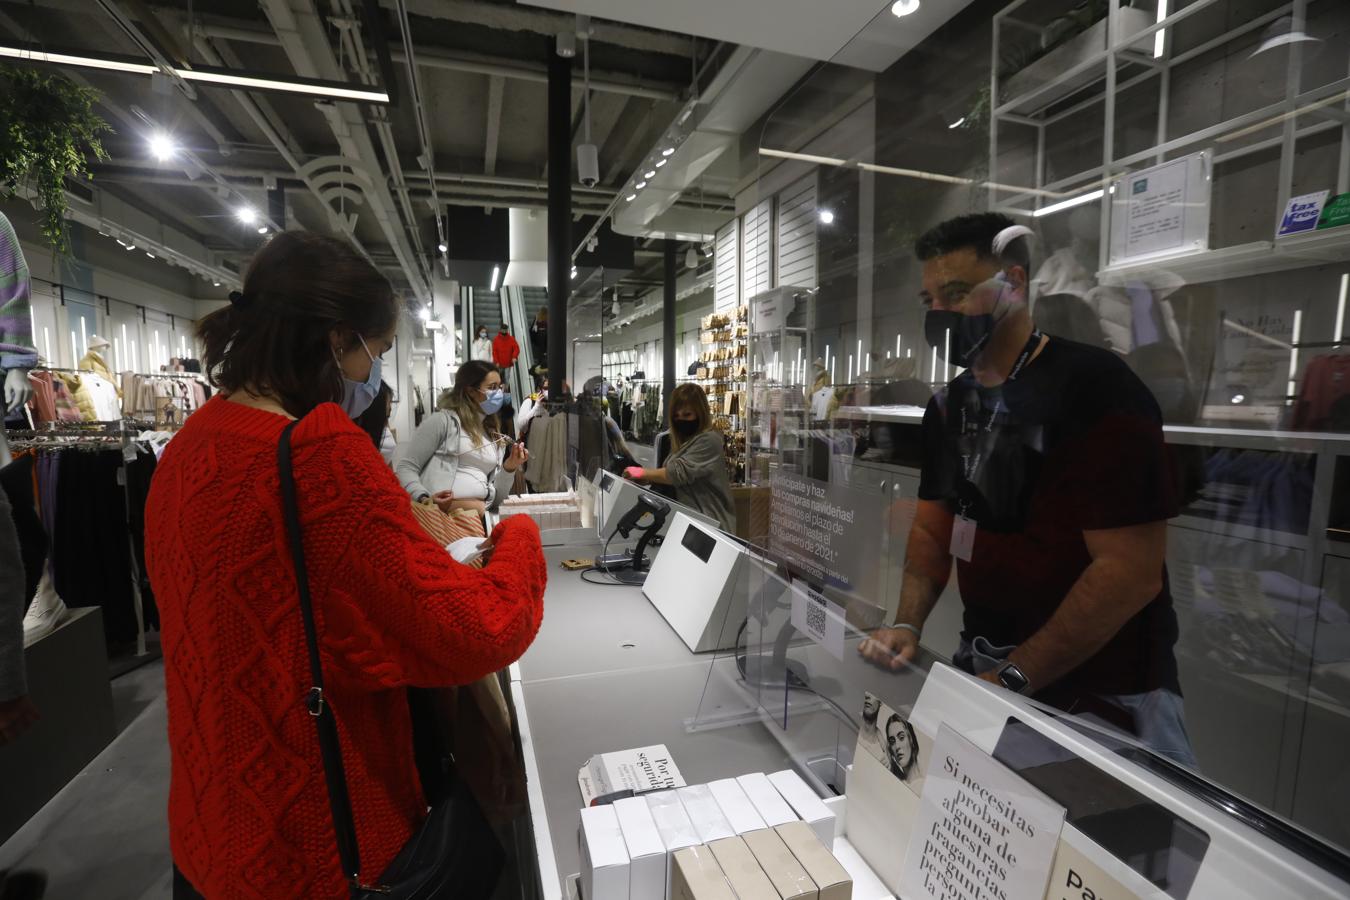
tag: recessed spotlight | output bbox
[1231,393,1246,404]
[626,194,637,202]
[661,147,674,156]
[655,159,667,168]
[891,0,920,16]
[126,244,136,251]
[212,281,221,287]
[236,206,257,225]
[437,243,448,253]
[146,251,156,258]
[818,209,835,224]
[149,132,176,161]
[418,307,431,322]
[635,181,646,189]
[570,267,578,280]
[644,170,656,179]
[257,226,268,234]
[948,117,966,129]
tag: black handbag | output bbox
[277,421,504,899]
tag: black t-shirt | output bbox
[918,337,1181,699]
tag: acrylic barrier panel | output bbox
[750,0,1350,861]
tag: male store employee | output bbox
[860,213,1196,766]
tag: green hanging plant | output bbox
[0,63,113,254]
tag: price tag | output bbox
[950,515,976,562]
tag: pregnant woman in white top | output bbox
[395,360,529,515]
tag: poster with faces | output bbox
[857,691,932,796]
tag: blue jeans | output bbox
[954,638,1199,768]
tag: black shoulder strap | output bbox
[278,420,363,890]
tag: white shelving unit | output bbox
[989,0,1350,276]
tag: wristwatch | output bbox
[996,661,1031,694]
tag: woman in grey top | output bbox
[624,383,736,533]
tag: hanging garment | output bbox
[79,349,119,393]
[1292,353,1350,432]
[0,212,38,372]
[0,453,47,603]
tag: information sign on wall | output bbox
[1108,151,1211,265]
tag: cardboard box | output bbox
[613,797,666,900]
[742,828,818,900]
[708,836,780,900]
[579,805,631,900]
[677,784,736,844]
[646,790,701,896]
[671,845,735,900]
[707,778,768,836]
[775,822,852,900]
[768,770,837,846]
[736,772,799,827]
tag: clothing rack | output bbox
[8,419,154,658]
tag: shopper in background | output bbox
[623,383,735,532]
[395,360,528,517]
[529,308,548,366]
[354,381,397,465]
[859,213,1192,765]
[145,232,547,899]
[471,325,493,363]
[491,323,519,372]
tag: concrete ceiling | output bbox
[0,0,729,301]
[518,0,975,72]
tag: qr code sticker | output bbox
[805,597,827,637]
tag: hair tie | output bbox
[228,290,251,309]
[992,224,1035,256]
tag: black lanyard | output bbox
[957,330,1042,489]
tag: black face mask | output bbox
[672,419,699,439]
[925,309,997,367]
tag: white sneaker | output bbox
[22,570,68,646]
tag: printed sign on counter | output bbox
[900,724,1066,900]
[789,580,845,661]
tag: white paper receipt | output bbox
[446,536,489,565]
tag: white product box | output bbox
[579,805,631,900]
[613,797,666,900]
[736,772,799,828]
[677,784,736,845]
[646,790,701,896]
[769,770,837,846]
[707,778,768,836]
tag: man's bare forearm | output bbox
[893,525,951,630]
[1007,556,1160,691]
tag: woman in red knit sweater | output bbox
[145,232,547,899]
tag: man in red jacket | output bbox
[492,323,520,371]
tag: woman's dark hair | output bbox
[354,381,393,449]
[668,382,714,452]
[441,359,501,444]
[197,231,398,417]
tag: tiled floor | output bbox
[0,661,172,899]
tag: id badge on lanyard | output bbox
[951,502,976,562]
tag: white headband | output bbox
[992,224,1035,256]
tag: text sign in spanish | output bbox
[768,471,883,595]
[902,724,1065,900]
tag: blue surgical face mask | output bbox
[479,387,505,415]
[336,334,382,418]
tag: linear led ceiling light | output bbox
[0,46,390,104]
[1032,188,1104,217]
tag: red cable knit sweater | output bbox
[145,397,546,899]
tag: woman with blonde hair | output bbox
[623,383,735,532]
[396,359,527,515]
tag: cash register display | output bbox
[680,524,716,564]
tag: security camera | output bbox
[577,144,600,187]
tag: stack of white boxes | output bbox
[578,769,851,900]
[498,491,583,530]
